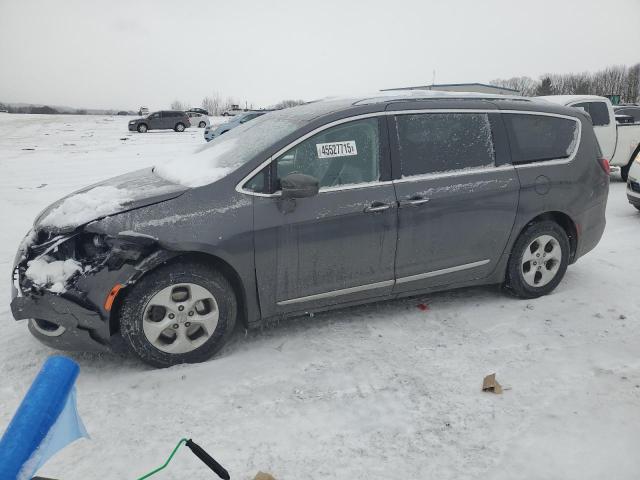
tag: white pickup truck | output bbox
[539,95,640,181]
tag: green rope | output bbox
[136,438,188,480]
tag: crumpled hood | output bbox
[34,168,189,233]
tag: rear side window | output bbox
[504,114,579,163]
[572,102,610,126]
[394,113,495,177]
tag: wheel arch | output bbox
[110,251,250,335]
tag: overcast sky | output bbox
[1,0,639,110]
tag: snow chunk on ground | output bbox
[40,186,134,228]
[154,137,237,187]
[25,256,82,293]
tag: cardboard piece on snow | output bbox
[482,373,503,394]
[254,472,277,480]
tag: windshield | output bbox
[153,112,304,187]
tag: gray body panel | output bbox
[253,185,398,318]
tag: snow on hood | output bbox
[34,168,188,232]
[39,186,134,229]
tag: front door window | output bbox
[275,117,381,190]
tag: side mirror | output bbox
[281,173,319,199]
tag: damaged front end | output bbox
[11,228,167,352]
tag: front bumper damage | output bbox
[11,228,173,352]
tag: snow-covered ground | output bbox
[0,114,639,480]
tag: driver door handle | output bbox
[364,201,392,213]
[400,196,430,207]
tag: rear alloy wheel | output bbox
[174,122,185,132]
[198,121,206,128]
[137,123,148,133]
[504,221,570,299]
[119,262,237,367]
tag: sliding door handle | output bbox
[364,202,392,213]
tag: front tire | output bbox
[198,121,206,128]
[118,262,237,367]
[504,220,570,299]
[137,123,148,133]
[174,122,185,132]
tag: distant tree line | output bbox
[492,63,640,102]
[0,103,132,115]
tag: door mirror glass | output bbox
[281,173,319,199]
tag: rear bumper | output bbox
[573,180,609,262]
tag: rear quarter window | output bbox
[503,114,579,164]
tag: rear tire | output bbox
[118,262,237,368]
[137,123,148,133]
[504,220,570,299]
[174,122,185,132]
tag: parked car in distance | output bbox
[187,111,209,128]
[128,110,191,133]
[221,104,245,116]
[138,106,149,116]
[187,108,209,116]
[117,111,129,116]
[626,155,640,211]
[539,95,640,180]
[204,111,269,141]
[11,93,609,367]
[616,114,635,124]
[614,105,640,123]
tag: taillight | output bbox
[599,158,610,175]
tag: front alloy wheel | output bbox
[143,283,219,354]
[119,262,237,367]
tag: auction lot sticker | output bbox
[316,141,358,159]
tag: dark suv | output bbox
[128,110,191,133]
[11,93,609,367]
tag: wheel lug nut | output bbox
[178,305,184,311]
[188,311,194,316]
[172,324,179,329]
[168,313,175,319]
